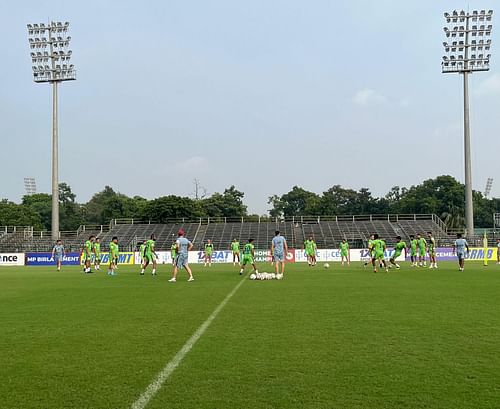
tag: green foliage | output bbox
[0,199,43,229]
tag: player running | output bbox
[140,234,158,276]
[239,239,258,275]
[81,235,95,273]
[453,233,470,271]
[389,236,407,269]
[497,239,500,265]
[371,234,388,273]
[231,239,240,266]
[204,239,214,267]
[171,241,177,266]
[169,229,194,282]
[271,230,288,276]
[303,236,317,266]
[339,239,350,266]
[52,239,65,271]
[427,232,437,269]
[93,238,102,271]
[364,234,375,267]
[108,236,119,276]
[417,234,427,267]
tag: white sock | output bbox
[152,269,156,274]
[141,269,144,274]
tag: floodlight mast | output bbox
[442,10,494,237]
[27,21,76,241]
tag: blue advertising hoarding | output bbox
[26,252,81,266]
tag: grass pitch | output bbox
[1,261,500,409]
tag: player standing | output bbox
[364,234,375,267]
[271,230,288,276]
[409,235,418,267]
[389,236,407,269]
[52,239,65,271]
[169,229,194,282]
[239,239,258,275]
[93,238,102,271]
[204,239,214,267]
[452,233,470,271]
[339,239,350,266]
[417,233,427,267]
[82,235,95,273]
[303,236,317,266]
[497,239,500,265]
[139,240,147,267]
[171,241,177,266]
[371,234,388,273]
[140,234,158,276]
[231,239,240,266]
[108,236,119,276]
[427,232,438,269]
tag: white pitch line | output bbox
[131,278,246,409]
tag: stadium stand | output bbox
[0,214,459,253]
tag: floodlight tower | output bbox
[442,9,494,237]
[484,177,494,197]
[27,21,76,240]
[24,177,37,196]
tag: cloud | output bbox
[352,88,388,106]
[474,73,500,97]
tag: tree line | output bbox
[0,175,498,231]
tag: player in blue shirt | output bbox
[452,233,470,271]
[169,229,194,282]
[52,240,65,271]
[271,230,288,276]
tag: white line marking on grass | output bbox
[131,278,246,409]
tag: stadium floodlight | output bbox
[442,9,494,237]
[24,177,37,196]
[27,21,76,240]
[484,178,494,198]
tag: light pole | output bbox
[27,21,76,240]
[442,10,493,237]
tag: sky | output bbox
[1,0,499,215]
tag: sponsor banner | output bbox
[80,252,135,265]
[254,249,295,263]
[405,247,498,262]
[135,251,174,265]
[295,249,405,263]
[26,252,80,266]
[0,253,24,266]
[196,250,232,264]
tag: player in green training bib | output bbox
[339,239,350,266]
[389,236,407,269]
[108,236,119,276]
[141,234,158,276]
[364,234,375,267]
[93,238,102,271]
[81,235,95,274]
[239,239,258,275]
[371,233,388,273]
[409,235,418,267]
[303,236,317,266]
[171,241,177,266]
[139,240,146,264]
[417,233,427,267]
[204,239,214,267]
[231,238,240,266]
[427,232,437,269]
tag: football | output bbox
[324,263,330,269]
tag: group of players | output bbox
[49,229,496,276]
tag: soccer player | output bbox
[271,230,288,276]
[417,233,427,267]
[52,239,65,271]
[108,236,119,276]
[427,232,438,269]
[82,235,95,273]
[171,241,177,266]
[339,239,350,266]
[231,238,240,266]
[389,236,407,269]
[371,234,388,273]
[139,240,147,266]
[409,235,418,267]
[239,239,258,275]
[497,239,500,265]
[453,233,470,271]
[364,234,375,267]
[141,234,158,276]
[303,236,317,266]
[93,237,102,271]
[204,239,214,267]
[169,229,194,282]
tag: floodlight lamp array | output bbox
[27,21,75,83]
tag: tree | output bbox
[142,196,203,221]
[0,200,43,229]
[268,186,320,217]
[22,193,52,230]
[201,186,247,218]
